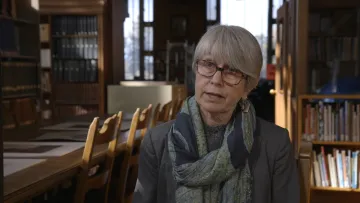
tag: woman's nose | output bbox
[210,69,223,85]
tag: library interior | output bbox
[0,0,360,202]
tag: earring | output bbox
[240,97,250,112]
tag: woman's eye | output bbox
[205,62,213,67]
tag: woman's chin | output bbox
[200,102,226,114]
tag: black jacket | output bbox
[133,118,300,203]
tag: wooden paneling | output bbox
[39,0,111,119]
[110,0,126,83]
[310,0,360,9]
[39,0,104,14]
[154,0,206,50]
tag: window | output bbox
[124,0,154,80]
[207,0,217,21]
[144,27,153,51]
[124,0,140,80]
[144,56,154,80]
[271,0,284,64]
[206,0,220,29]
[220,0,268,78]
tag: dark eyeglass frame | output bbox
[196,60,248,85]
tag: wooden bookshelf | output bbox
[0,0,41,140]
[39,0,106,122]
[309,143,360,203]
[298,94,360,147]
[310,186,360,192]
[274,0,360,202]
[313,141,360,147]
[298,94,360,202]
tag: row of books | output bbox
[52,37,98,60]
[308,37,358,61]
[2,85,39,99]
[308,11,356,35]
[303,101,360,142]
[0,18,17,52]
[312,147,360,189]
[52,16,98,36]
[2,62,39,98]
[2,62,38,86]
[0,0,13,17]
[52,59,98,83]
[2,98,37,129]
[54,83,99,105]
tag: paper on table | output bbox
[4,158,46,176]
[3,142,85,158]
[40,120,131,132]
[33,131,87,142]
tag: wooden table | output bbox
[3,142,85,158]
[4,159,46,177]
[3,130,142,203]
[40,120,132,132]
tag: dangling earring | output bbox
[240,97,250,112]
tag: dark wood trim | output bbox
[0,37,3,203]
[216,0,220,23]
[110,0,126,83]
[267,0,274,65]
[39,0,104,14]
[139,0,145,80]
[39,0,107,117]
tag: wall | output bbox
[154,0,206,50]
[107,84,186,114]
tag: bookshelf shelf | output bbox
[0,15,37,25]
[298,94,360,145]
[299,94,360,203]
[0,52,37,60]
[276,0,360,201]
[311,186,360,192]
[0,0,41,140]
[2,94,38,100]
[52,34,97,38]
[38,5,106,122]
[299,94,360,100]
[312,141,360,146]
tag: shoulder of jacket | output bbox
[256,117,288,138]
[256,117,291,156]
[145,120,174,155]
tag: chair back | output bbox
[116,104,152,202]
[150,103,161,128]
[74,112,122,203]
[157,101,172,125]
[170,99,184,120]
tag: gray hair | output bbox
[192,25,263,91]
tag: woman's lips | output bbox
[204,92,224,99]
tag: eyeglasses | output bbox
[196,60,247,85]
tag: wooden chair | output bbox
[152,101,172,127]
[170,99,184,120]
[115,104,152,203]
[138,104,152,138]
[150,103,161,128]
[74,112,122,203]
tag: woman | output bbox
[133,25,299,203]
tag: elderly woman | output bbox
[133,25,299,203]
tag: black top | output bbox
[133,117,300,203]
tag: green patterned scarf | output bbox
[167,96,256,203]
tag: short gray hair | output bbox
[192,25,263,91]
